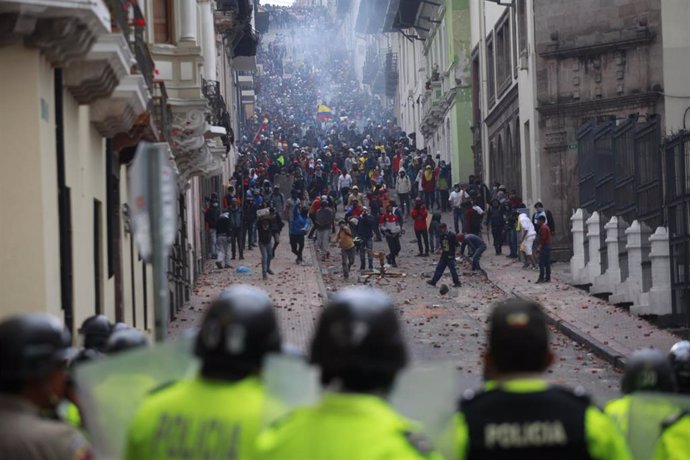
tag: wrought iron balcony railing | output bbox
[202,79,233,151]
[153,81,172,143]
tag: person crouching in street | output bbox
[427,223,461,287]
[334,219,356,280]
[411,197,430,257]
[458,233,487,273]
[379,202,402,267]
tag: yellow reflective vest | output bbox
[124,376,267,460]
[255,392,442,460]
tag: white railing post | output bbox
[591,216,621,294]
[570,209,588,284]
[585,211,601,285]
[633,227,672,316]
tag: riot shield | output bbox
[390,362,460,460]
[74,337,198,460]
[261,353,320,426]
[627,391,690,460]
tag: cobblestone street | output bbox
[169,213,626,403]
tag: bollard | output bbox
[570,209,588,284]
[591,216,622,295]
[584,211,601,285]
[633,227,672,316]
[610,220,651,306]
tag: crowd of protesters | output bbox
[202,5,556,286]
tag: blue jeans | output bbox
[259,242,272,275]
[430,256,460,285]
[429,230,440,253]
[471,244,486,271]
[539,245,552,280]
[358,238,373,269]
[453,208,463,233]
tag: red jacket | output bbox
[410,206,428,231]
[421,171,436,192]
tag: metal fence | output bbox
[578,115,662,231]
[664,131,690,325]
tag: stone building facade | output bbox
[534,0,664,253]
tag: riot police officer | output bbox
[669,340,690,394]
[124,285,281,460]
[78,314,112,352]
[104,327,149,355]
[605,348,677,435]
[255,287,441,459]
[0,313,93,459]
[454,298,632,459]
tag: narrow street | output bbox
[170,214,623,403]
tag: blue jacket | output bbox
[290,204,309,236]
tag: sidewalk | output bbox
[483,250,680,369]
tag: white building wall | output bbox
[661,0,690,134]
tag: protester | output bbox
[411,197,430,257]
[334,219,356,279]
[458,233,487,272]
[426,223,461,287]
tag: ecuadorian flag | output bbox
[316,104,333,120]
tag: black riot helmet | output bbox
[0,314,72,390]
[669,340,690,394]
[310,287,408,393]
[79,314,112,352]
[621,348,677,394]
[194,285,281,381]
[105,328,149,355]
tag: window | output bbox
[512,9,518,77]
[471,50,481,124]
[487,36,495,105]
[153,0,174,44]
[94,199,103,314]
[496,26,506,85]
[518,0,527,53]
[495,17,511,93]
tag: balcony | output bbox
[0,0,110,64]
[237,72,254,89]
[202,79,232,152]
[385,51,399,99]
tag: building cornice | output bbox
[536,92,661,116]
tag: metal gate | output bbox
[664,131,690,325]
[578,116,662,231]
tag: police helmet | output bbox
[669,340,690,393]
[195,285,281,380]
[310,287,408,392]
[0,314,71,386]
[621,348,676,394]
[79,314,112,351]
[105,329,149,355]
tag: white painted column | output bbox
[633,227,672,316]
[585,211,601,285]
[199,0,216,80]
[180,0,198,44]
[592,216,622,294]
[611,220,650,305]
[570,208,588,284]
